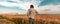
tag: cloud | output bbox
[7,0,17,3]
[0,0,60,14]
[0,5,26,14]
[0,0,33,14]
[0,0,32,10]
[38,5,60,14]
[0,5,25,10]
[36,0,60,14]
[38,0,60,6]
[0,0,41,10]
[0,2,18,7]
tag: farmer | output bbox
[27,5,38,24]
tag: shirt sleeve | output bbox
[27,9,30,16]
[35,10,38,15]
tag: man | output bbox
[27,5,38,24]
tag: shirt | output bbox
[27,8,38,19]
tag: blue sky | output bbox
[0,0,60,14]
[39,0,60,6]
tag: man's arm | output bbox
[27,9,30,16]
[35,10,39,15]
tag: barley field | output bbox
[0,14,60,24]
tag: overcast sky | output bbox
[0,0,60,14]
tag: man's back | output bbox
[27,8,38,19]
[27,5,38,24]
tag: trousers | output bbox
[29,18,34,24]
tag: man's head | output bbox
[30,5,34,8]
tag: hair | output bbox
[30,5,34,8]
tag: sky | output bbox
[0,0,60,14]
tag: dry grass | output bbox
[0,14,60,24]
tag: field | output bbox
[0,14,60,24]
